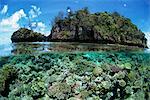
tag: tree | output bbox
[73,7,90,40]
[54,11,64,23]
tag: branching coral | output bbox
[0,52,149,99]
[48,82,71,99]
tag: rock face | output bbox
[49,8,147,48]
[11,9,147,48]
[11,28,46,42]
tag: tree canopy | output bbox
[50,8,147,48]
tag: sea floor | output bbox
[0,43,150,99]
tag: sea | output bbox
[0,42,150,57]
[0,42,150,99]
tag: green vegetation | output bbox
[0,64,17,97]
[50,8,147,47]
[11,28,46,42]
[0,52,149,99]
[11,8,147,48]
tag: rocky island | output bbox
[11,28,46,42]
[11,8,147,48]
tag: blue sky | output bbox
[0,0,150,46]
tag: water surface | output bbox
[0,42,150,57]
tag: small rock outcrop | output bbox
[49,8,147,48]
[11,28,46,42]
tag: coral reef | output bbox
[0,64,17,97]
[0,52,149,99]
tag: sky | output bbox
[0,0,150,47]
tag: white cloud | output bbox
[0,5,48,44]
[29,5,41,19]
[25,21,48,36]
[0,9,26,44]
[1,5,8,14]
[34,22,49,36]
[0,9,26,29]
[37,22,46,31]
[145,32,150,48]
[37,22,50,36]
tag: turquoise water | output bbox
[0,42,150,99]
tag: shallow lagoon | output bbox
[0,42,150,56]
[0,42,150,99]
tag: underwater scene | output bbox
[0,43,150,100]
[0,0,150,100]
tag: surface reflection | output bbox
[0,42,150,57]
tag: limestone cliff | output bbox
[49,9,147,48]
